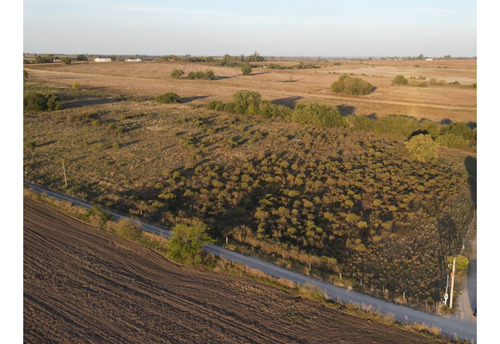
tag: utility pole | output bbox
[449,258,456,309]
[61,159,68,188]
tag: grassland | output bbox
[23,57,476,313]
[24,58,476,123]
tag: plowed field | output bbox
[24,198,446,343]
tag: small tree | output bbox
[167,220,214,265]
[241,63,252,75]
[232,90,261,114]
[61,57,72,65]
[331,74,374,95]
[405,134,438,162]
[76,54,88,61]
[392,75,408,86]
[170,69,185,79]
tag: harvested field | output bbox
[23,197,447,343]
[25,59,476,123]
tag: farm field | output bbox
[24,197,449,343]
[24,58,476,123]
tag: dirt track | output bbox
[24,198,446,343]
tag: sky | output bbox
[23,0,477,57]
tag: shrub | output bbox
[232,90,262,114]
[72,81,80,90]
[405,134,438,162]
[45,93,63,110]
[156,92,180,103]
[23,69,29,79]
[23,92,62,112]
[291,103,346,128]
[112,218,144,241]
[170,69,185,79]
[187,70,215,80]
[331,74,374,95]
[241,63,252,75]
[392,75,409,85]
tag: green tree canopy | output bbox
[392,75,409,86]
[331,74,374,95]
[167,221,214,265]
[241,63,252,75]
[405,134,438,162]
[232,90,262,114]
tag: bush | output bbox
[405,134,438,162]
[232,90,262,114]
[112,218,144,241]
[167,220,214,265]
[331,74,374,95]
[392,75,409,85]
[170,69,185,79]
[187,70,215,80]
[23,69,29,79]
[156,92,180,103]
[23,92,62,112]
[292,103,346,128]
[76,54,88,61]
[241,63,252,75]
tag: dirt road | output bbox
[24,197,448,343]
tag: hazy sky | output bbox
[24,0,476,57]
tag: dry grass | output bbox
[25,59,476,123]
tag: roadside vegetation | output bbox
[24,188,452,340]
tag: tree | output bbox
[61,57,72,65]
[392,75,408,86]
[446,255,469,271]
[76,54,88,61]
[232,90,261,114]
[170,69,185,79]
[331,74,374,95]
[166,221,214,265]
[241,63,252,75]
[405,134,438,162]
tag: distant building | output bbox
[94,58,112,62]
[425,58,433,61]
[125,58,142,62]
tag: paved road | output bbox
[25,182,476,342]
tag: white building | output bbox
[94,58,112,62]
[125,58,142,62]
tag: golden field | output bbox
[25,58,476,123]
